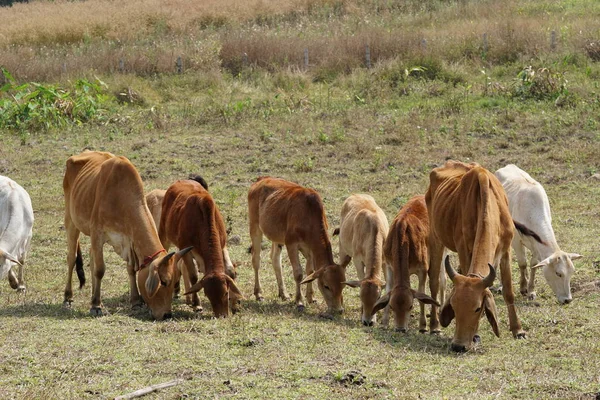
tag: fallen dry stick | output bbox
[114,379,184,400]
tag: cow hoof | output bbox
[430,329,441,335]
[255,295,264,302]
[296,304,305,312]
[16,286,26,293]
[62,301,73,309]
[419,329,428,334]
[514,331,527,339]
[279,293,290,301]
[90,307,103,317]
[520,289,528,296]
[193,306,203,313]
[527,293,536,301]
[490,285,503,294]
[473,335,481,343]
[395,327,407,333]
[319,312,334,320]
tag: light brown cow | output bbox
[248,177,349,315]
[159,179,243,318]
[146,186,237,308]
[372,195,440,332]
[335,194,388,326]
[63,150,190,320]
[426,160,528,352]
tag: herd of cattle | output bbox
[0,151,582,352]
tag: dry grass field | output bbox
[1,0,600,399]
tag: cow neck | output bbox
[310,237,335,269]
[200,211,226,274]
[131,217,165,268]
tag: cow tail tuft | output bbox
[75,244,86,288]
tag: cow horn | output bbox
[444,256,457,282]
[162,251,176,263]
[482,263,496,288]
[0,249,23,267]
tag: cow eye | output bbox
[475,307,482,313]
[324,285,330,290]
[556,272,563,278]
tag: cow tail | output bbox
[513,220,546,245]
[75,243,85,288]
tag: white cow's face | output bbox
[538,252,581,304]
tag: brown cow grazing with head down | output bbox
[335,194,388,326]
[63,150,191,320]
[248,177,349,315]
[146,185,237,307]
[426,160,530,352]
[159,179,243,318]
[372,195,440,332]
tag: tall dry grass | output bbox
[1,0,600,81]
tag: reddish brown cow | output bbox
[159,179,243,318]
[372,195,440,332]
[248,177,348,315]
[426,160,529,352]
[63,151,190,320]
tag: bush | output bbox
[512,66,568,101]
[0,68,112,131]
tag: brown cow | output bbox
[372,195,440,332]
[159,179,243,318]
[63,150,190,320]
[248,177,348,315]
[335,194,388,326]
[426,160,528,352]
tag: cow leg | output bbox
[287,245,305,311]
[270,243,289,301]
[381,263,393,327]
[63,220,81,307]
[222,246,236,280]
[127,262,142,309]
[417,268,428,333]
[354,256,366,281]
[304,252,316,304]
[185,252,202,312]
[527,254,539,300]
[427,239,444,333]
[500,252,526,338]
[89,233,105,316]
[250,229,264,301]
[7,268,20,290]
[513,239,529,297]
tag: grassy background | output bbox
[1,0,600,399]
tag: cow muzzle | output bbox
[451,343,468,353]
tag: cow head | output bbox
[343,277,385,326]
[137,247,192,320]
[533,251,581,304]
[185,272,244,318]
[371,287,439,331]
[440,257,499,352]
[301,258,350,314]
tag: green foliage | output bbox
[0,69,112,131]
[512,66,568,101]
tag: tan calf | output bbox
[335,194,388,326]
[248,177,349,314]
[372,195,440,332]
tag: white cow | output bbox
[495,164,582,304]
[0,176,34,292]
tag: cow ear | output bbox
[568,253,583,261]
[0,249,22,267]
[184,277,204,295]
[484,290,500,338]
[342,280,361,288]
[532,256,550,270]
[371,292,390,316]
[412,289,441,306]
[440,301,455,327]
[301,268,324,284]
[145,265,161,298]
[226,275,245,300]
[339,255,351,269]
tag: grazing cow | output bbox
[372,195,440,332]
[335,194,388,326]
[63,150,191,320]
[495,164,582,304]
[426,160,531,352]
[159,179,243,318]
[248,177,349,315]
[0,176,34,292]
[146,186,237,282]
